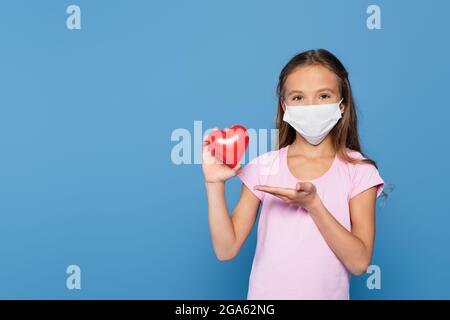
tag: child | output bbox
[202,49,385,300]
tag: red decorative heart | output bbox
[207,125,249,168]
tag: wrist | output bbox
[205,180,225,188]
[305,194,323,215]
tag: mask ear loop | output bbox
[281,96,289,110]
[338,97,345,115]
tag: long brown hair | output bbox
[275,48,378,168]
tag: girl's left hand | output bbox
[254,182,320,212]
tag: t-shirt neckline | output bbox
[283,144,338,183]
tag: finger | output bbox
[203,132,214,146]
[272,194,291,203]
[232,164,241,172]
[202,140,212,153]
[253,185,296,197]
[297,182,315,193]
[253,186,294,203]
[204,127,219,139]
[231,165,242,176]
[202,145,218,164]
[202,152,216,165]
[204,127,221,146]
[259,189,290,199]
[254,188,294,200]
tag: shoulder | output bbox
[339,147,380,176]
[246,147,284,166]
[239,147,285,178]
[343,147,366,162]
[341,148,374,167]
[341,148,385,198]
[341,148,382,182]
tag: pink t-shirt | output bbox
[237,145,385,300]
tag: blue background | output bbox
[0,0,449,299]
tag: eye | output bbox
[319,94,331,100]
[292,95,303,101]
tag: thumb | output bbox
[296,182,313,192]
[298,182,315,193]
[232,164,242,175]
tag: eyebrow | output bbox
[287,88,336,96]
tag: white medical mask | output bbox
[283,98,344,145]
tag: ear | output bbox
[339,103,345,114]
[280,98,286,112]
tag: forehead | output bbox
[284,64,339,94]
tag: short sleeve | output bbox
[349,162,385,200]
[237,157,264,201]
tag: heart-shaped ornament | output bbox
[207,125,249,168]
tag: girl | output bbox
[202,49,385,300]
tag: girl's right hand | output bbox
[202,128,242,183]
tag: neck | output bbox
[289,133,336,158]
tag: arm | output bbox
[254,182,377,276]
[307,187,376,276]
[206,182,260,261]
[202,130,261,261]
